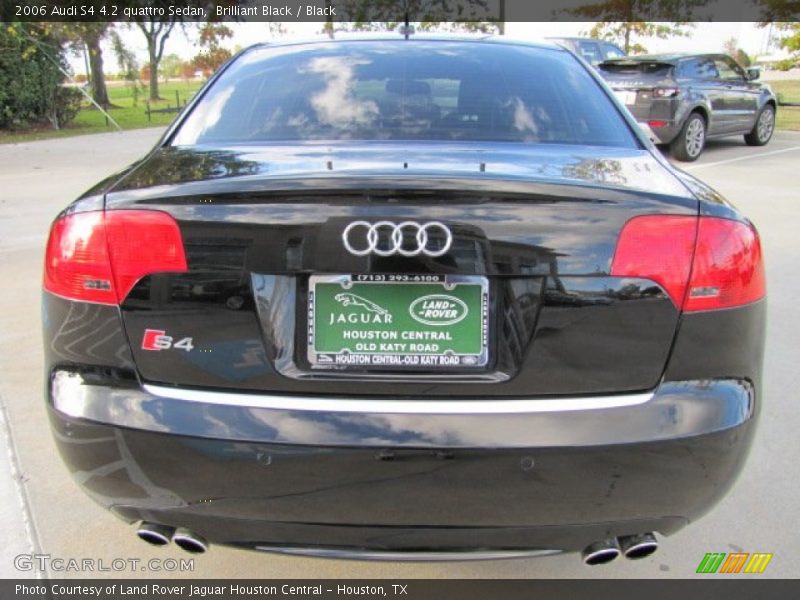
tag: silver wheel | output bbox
[685,117,705,158]
[757,107,774,143]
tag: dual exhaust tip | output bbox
[136,522,656,563]
[582,533,658,566]
[136,522,208,554]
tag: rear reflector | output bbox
[611,215,765,312]
[44,210,187,304]
[648,120,668,128]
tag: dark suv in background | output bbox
[599,53,777,161]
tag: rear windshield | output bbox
[172,41,637,148]
[598,61,673,77]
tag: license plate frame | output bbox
[307,274,489,370]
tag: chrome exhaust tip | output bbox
[619,533,658,560]
[172,528,209,554]
[136,522,174,546]
[581,539,621,566]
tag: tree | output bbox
[110,29,144,107]
[567,0,705,54]
[57,23,114,108]
[160,53,184,80]
[757,2,800,63]
[192,47,233,78]
[772,23,800,57]
[128,0,257,98]
[723,36,739,56]
[756,0,800,22]
[132,20,178,100]
[192,23,233,78]
[736,48,752,67]
[181,61,197,82]
[0,23,81,130]
[586,22,693,54]
[722,37,752,66]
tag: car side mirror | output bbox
[746,68,760,81]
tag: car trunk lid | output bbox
[106,143,696,397]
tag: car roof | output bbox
[243,32,565,53]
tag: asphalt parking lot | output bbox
[0,129,798,579]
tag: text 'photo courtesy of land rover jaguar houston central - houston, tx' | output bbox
[43,36,765,565]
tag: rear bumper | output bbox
[638,120,681,144]
[48,372,757,554]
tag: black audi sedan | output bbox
[43,35,765,565]
[598,53,777,161]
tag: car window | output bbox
[576,40,602,64]
[173,41,638,148]
[714,58,743,81]
[601,43,626,60]
[678,58,719,79]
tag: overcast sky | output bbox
[67,21,784,76]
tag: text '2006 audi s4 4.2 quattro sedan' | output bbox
[43,35,765,565]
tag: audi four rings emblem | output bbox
[342,221,453,257]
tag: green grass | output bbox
[776,106,800,131]
[769,79,800,131]
[0,79,204,144]
[770,79,800,103]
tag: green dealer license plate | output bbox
[308,274,489,369]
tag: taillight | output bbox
[683,217,765,311]
[610,215,696,308]
[44,212,115,304]
[44,210,187,305]
[611,215,765,312]
[653,87,679,98]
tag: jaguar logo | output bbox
[330,293,393,325]
[409,294,468,326]
[334,293,390,316]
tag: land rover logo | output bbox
[409,294,469,326]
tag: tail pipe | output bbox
[136,522,175,546]
[172,528,209,554]
[619,533,658,559]
[581,539,621,566]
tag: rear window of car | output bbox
[172,40,638,149]
[598,61,673,77]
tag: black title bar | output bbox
[1,0,798,23]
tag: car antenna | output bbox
[399,8,414,39]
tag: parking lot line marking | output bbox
[685,145,800,171]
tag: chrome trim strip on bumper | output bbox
[50,370,754,448]
[142,383,653,414]
[254,546,561,562]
